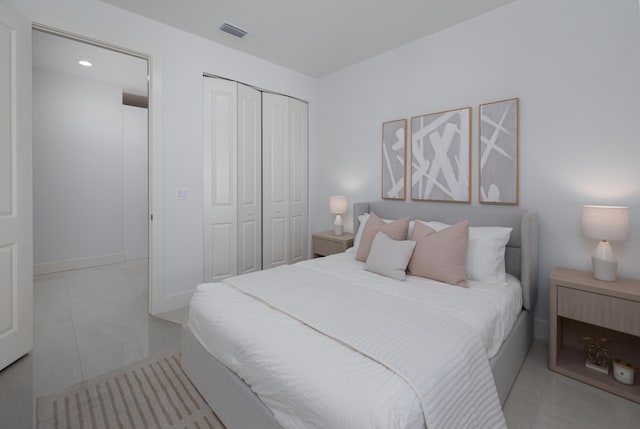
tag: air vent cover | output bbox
[220,22,247,38]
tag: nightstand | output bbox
[312,231,354,258]
[548,267,640,403]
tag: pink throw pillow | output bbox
[407,220,469,287]
[355,212,410,262]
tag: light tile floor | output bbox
[503,341,640,428]
[1,261,640,428]
[0,259,182,429]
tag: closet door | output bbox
[237,84,262,274]
[262,93,289,270]
[288,98,308,263]
[203,78,237,282]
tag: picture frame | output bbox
[381,119,407,200]
[410,107,471,203]
[479,98,519,205]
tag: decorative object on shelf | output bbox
[613,358,635,385]
[581,205,630,281]
[582,336,611,374]
[329,196,348,236]
[479,98,519,205]
[382,119,407,200]
[411,107,471,203]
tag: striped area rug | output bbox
[37,353,225,429]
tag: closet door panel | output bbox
[203,78,237,282]
[211,223,234,278]
[262,93,289,269]
[290,214,304,262]
[268,216,287,265]
[289,98,308,263]
[238,84,262,274]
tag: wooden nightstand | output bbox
[312,231,354,258]
[548,267,640,403]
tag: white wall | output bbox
[123,105,149,260]
[33,68,124,265]
[7,0,318,311]
[313,0,640,338]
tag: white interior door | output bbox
[262,93,289,270]
[237,84,262,274]
[123,105,149,261]
[0,3,33,371]
[288,98,308,263]
[203,77,238,282]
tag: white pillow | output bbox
[365,231,416,281]
[352,213,370,252]
[419,220,512,284]
[352,213,398,253]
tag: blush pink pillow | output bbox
[355,212,410,262]
[407,220,469,287]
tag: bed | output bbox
[182,201,538,429]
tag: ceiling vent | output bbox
[220,22,247,38]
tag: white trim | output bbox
[147,51,164,316]
[31,24,164,316]
[534,317,548,343]
[34,253,125,276]
[162,290,194,313]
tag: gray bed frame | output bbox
[182,201,539,429]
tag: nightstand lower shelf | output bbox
[556,346,640,403]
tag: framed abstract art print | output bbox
[411,107,471,203]
[479,98,519,205]
[382,119,407,200]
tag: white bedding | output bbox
[187,252,521,429]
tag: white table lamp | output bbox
[581,205,629,281]
[329,196,348,236]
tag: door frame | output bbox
[31,24,164,315]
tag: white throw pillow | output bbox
[419,220,512,284]
[467,226,512,284]
[365,231,416,281]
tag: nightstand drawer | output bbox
[311,231,353,257]
[312,239,344,256]
[557,286,640,337]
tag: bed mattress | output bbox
[187,252,521,429]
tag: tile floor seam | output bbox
[65,272,86,381]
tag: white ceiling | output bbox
[33,30,149,96]
[101,0,516,77]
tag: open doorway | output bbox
[32,29,151,301]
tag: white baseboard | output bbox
[534,318,548,343]
[34,253,125,276]
[160,290,194,314]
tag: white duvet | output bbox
[187,252,521,429]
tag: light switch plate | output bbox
[176,188,189,200]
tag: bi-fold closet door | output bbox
[262,93,308,269]
[203,77,307,282]
[203,78,262,282]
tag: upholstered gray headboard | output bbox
[353,201,539,311]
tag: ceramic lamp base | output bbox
[334,214,344,236]
[592,240,617,282]
[592,256,617,282]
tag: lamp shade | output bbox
[581,205,629,241]
[329,196,348,215]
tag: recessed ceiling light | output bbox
[78,60,92,67]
